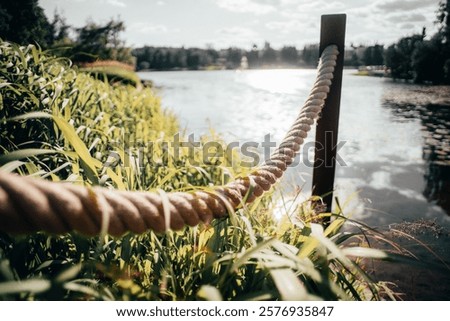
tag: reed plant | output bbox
[0,41,401,300]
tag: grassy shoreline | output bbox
[0,41,408,301]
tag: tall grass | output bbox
[0,41,400,300]
[80,65,143,88]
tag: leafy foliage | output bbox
[385,1,450,84]
[71,19,134,65]
[362,45,384,66]
[385,34,424,81]
[0,0,134,66]
[0,0,52,47]
[437,0,450,42]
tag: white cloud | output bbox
[214,26,262,47]
[280,0,345,20]
[376,0,437,12]
[217,26,258,37]
[266,20,304,34]
[386,13,426,23]
[297,1,345,12]
[400,23,415,29]
[279,0,299,5]
[105,0,126,7]
[342,0,441,45]
[216,0,276,15]
[43,0,443,49]
[70,0,126,6]
[129,22,174,34]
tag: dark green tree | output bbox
[362,46,373,65]
[226,47,242,68]
[206,46,219,64]
[49,11,71,45]
[372,45,384,65]
[436,0,450,82]
[301,44,319,66]
[246,44,260,68]
[437,0,450,42]
[0,0,52,47]
[133,46,217,71]
[280,46,298,65]
[386,1,450,84]
[71,19,133,64]
[186,49,200,70]
[152,49,165,69]
[262,42,276,65]
[362,45,384,65]
[385,34,423,81]
[412,34,446,84]
[174,47,187,69]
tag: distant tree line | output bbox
[133,42,392,71]
[133,42,323,71]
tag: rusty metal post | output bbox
[312,14,346,217]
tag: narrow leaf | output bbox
[0,149,59,165]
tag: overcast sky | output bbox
[40,0,442,49]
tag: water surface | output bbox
[139,69,450,229]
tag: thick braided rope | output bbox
[0,45,339,236]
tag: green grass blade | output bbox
[0,279,51,295]
[0,149,60,166]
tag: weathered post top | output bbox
[312,14,347,216]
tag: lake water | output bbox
[139,69,450,230]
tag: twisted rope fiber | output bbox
[0,45,339,236]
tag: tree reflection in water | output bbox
[422,104,450,215]
[382,85,450,216]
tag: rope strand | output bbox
[0,45,339,236]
